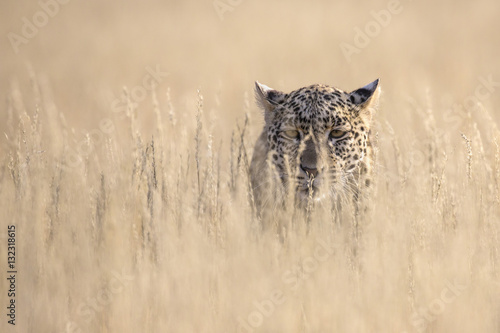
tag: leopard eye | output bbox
[282,130,300,140]
[329,129,347,139]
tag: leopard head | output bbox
[255,79,380,203]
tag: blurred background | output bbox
[1,0,499,140]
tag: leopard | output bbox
[249,79,380,217]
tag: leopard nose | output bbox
[300,164,318,178]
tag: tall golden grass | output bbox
[1,0,500,332]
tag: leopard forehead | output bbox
[273,84,359,132]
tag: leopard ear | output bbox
[349,79,380,108]
[349,79,380,121]
[255,81,286,112]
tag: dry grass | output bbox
[1,0,500,332]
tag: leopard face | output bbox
[250,79,380,206]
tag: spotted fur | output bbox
[250,79,380,213]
